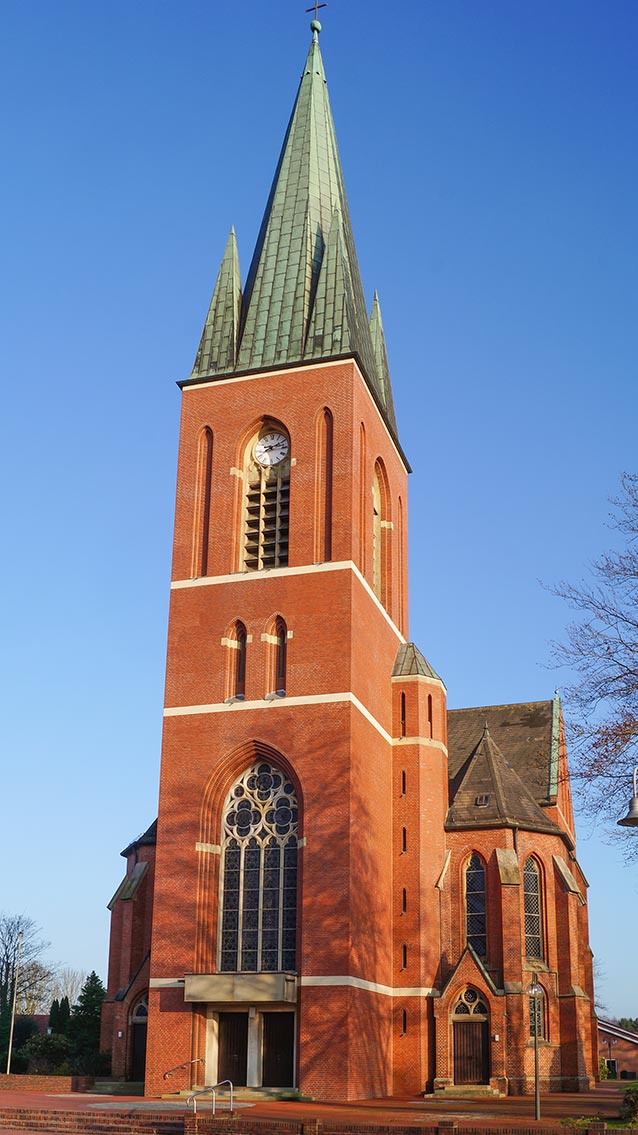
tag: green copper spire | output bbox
[369,291,397,433]
[191,228,241,378]
[187,34,398,442]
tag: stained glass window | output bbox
[466,854,487,958]
[523,858,543,960]
[219,763,298,973]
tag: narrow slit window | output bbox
[401,827,407,854]
[401,770,406,796]
[401,1009,407,1036]
[315,408,333,562]
[235,623,247,698]
[192,426,213,577]
[401,888,407,914]
[427,694,433,739]
[275,617,287,692]
[401,944,407,970]
[400,692,407,737]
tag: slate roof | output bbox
[186,29,399,445]
[447,700,557,806]
[121,818,157,859]
[445,721,563,838]
[393,643,443,682]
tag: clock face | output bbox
[254,432,289,467]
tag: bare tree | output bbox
[19,962,56,1014]
[0,914,53,1019]
[551,472,638,852]
[49,968,87,1009]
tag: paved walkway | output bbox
[0,1082,630,1132]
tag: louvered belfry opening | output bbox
[243,427,290,571]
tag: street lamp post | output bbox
[617,767,638,828]
[606,1036,618,1078]
[6,931,23,1075]
[527,980,542,1121]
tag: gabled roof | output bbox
[446,722,564,839]
[597,1019,638,1045]
[185,29,399,443]
[393,642,443,682]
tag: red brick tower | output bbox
[141,25,449,1099]
[102,22,597,1098]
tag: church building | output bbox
[101,24,597,1100]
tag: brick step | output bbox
[431,1085,504,1098]
[87,1083,145,1096]
[0,1108,184,1135]
[164,1086,294,1101]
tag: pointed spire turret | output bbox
[369,292,398,433]
[191,228,241,379]
[185,33,400,445]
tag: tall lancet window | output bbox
[275,617,287,692]
[372,459,391,609]
[219,763,298,973]
[314,408,333,562]
[192,426,213,577]
[523,857,544,960]
[242,425,290,571]
[465,853,487,958]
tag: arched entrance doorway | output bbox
[130,994,148,1082]
[452,988,490,1085]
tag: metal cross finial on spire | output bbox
[306,1,327,34]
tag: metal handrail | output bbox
[187,1080,234,1116]
[163,1057,204,1080]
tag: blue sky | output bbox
[1,1,637,1021]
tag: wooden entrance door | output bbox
[131,1021,147,1081]
[262,1012,295,1087]
[218,1013,248,1086]
[453,1019,489,1084]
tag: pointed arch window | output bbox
[372,460,391,611]
[372,471,382,599]
[242,424,290,571]
[465,854,487,958]
[453,988,489,1018]
[219,763,298,973]
[225,621,247,699]
[314,408,333,562]
[192,426,213,577]
[275,617,287,692]
[358,423,367,574]
[523,857,544,960]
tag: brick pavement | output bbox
[0,1082,633,1133]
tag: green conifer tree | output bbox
[59,995,71,1035]
[69,971,107,1074]
[49,998,60,1033]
